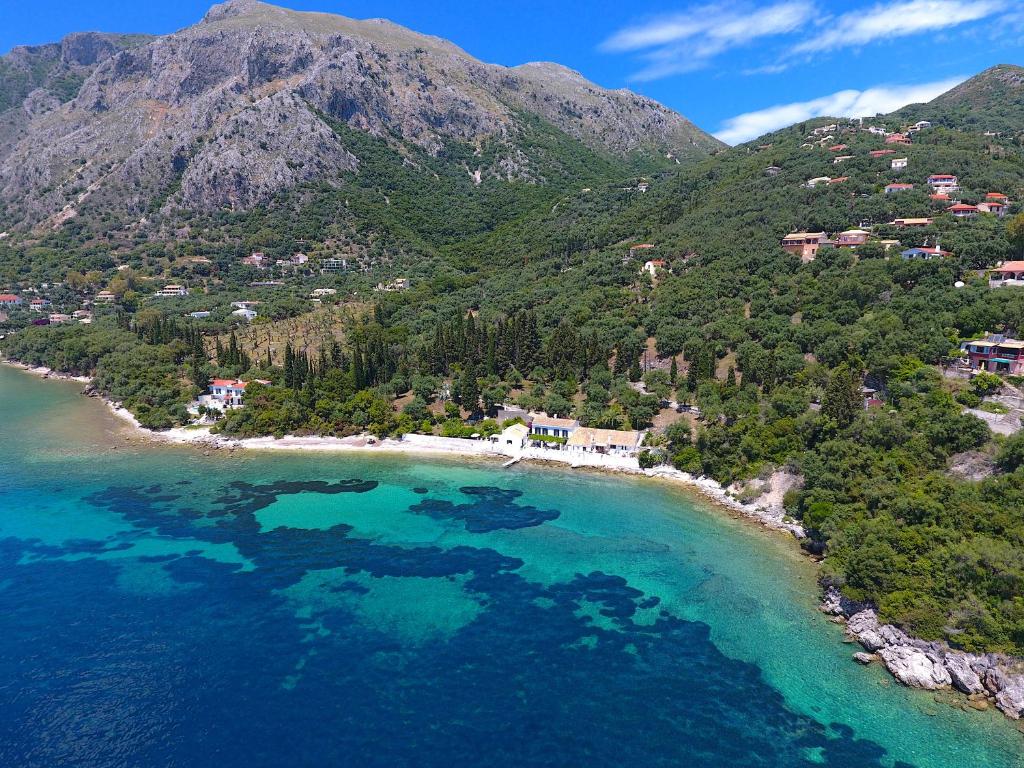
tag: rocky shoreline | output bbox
[822,587,1024,721]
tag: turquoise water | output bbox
[1,364,1021,767]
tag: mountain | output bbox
[891,64,1024,137]
[0,0,720,231]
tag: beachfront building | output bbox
[155,285,187,298]
[565,427,644,457]
[199,379,268,411]
[991,261,1024,287]
[961,337,1024,376]
[530,415,579,440]
[781,232,826,262]
[491,423,530,449]
[0,294,21,307]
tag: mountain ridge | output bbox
[0,0,720,232]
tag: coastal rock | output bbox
[846,609,886,652]
[820,586,866,617]
[944,655,985,695]
[994,676,1024,719]
[878,646,952,690]
[853,652,876,665]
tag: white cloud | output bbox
[793,0,1003,54]
[600,1,815,81]
[713,76,967,144]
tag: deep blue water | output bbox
[1,365,1021,767]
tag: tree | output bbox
[1008,212,1024,256]
[822,363,862,428]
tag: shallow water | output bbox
[1,365,1021,767]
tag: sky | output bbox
[3,0,1023,144]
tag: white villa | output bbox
[565,427,645,456]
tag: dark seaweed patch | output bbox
[409,486,558,532]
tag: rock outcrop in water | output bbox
[822,587,1024,719]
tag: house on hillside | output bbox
[828,144,848,152]
[781,232,826,262]
[885,134,911,145]
[231,301,259,310]
[628,243,656,260]
[803,176,832,188]
[29,298,51,311]
[930,192,950,203]
[870,149,896,157]
[885,183,914,194]
[642,259,667,277]
[530,415,579,441]
[991,261,1024,287]
[910,121,932,131]
[927,174,959,192]
[891,157,908,170]
[947,203,978,219]
[565,427,645,457]
[836,229,870,247]
[0,294,21,307]
[375,278,410,292]
[94,290,116,304]
[155,285,187,298]
[961,337,1024,375]
[829,176,849,185]
[189,311,212,319]
[47,313,71,324]
[232,307,257,322]
[833,155,854,164]
[892,217,933,228]
[241,252,268,269]
[764,166,782,176]
[900,246,951,260]
[320,257,348,274]
[310,288,338,298]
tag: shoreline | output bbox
[5,359,1024,725]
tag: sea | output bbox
[0,363,1021,767]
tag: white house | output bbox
[310,288,337,298]
[232,307,257,322]
[565,427,645,456]
[492,423,529,449]
[530,415,579,440]
[891,157,908,170]
[155,285,187,297]
[200,379,254,411]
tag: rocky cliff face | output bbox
[0,0,721,229]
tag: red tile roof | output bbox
[0,294,19,302]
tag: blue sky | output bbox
[3,0,1023,143]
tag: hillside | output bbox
[892,65,1024,138]
[0,0,720,233]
